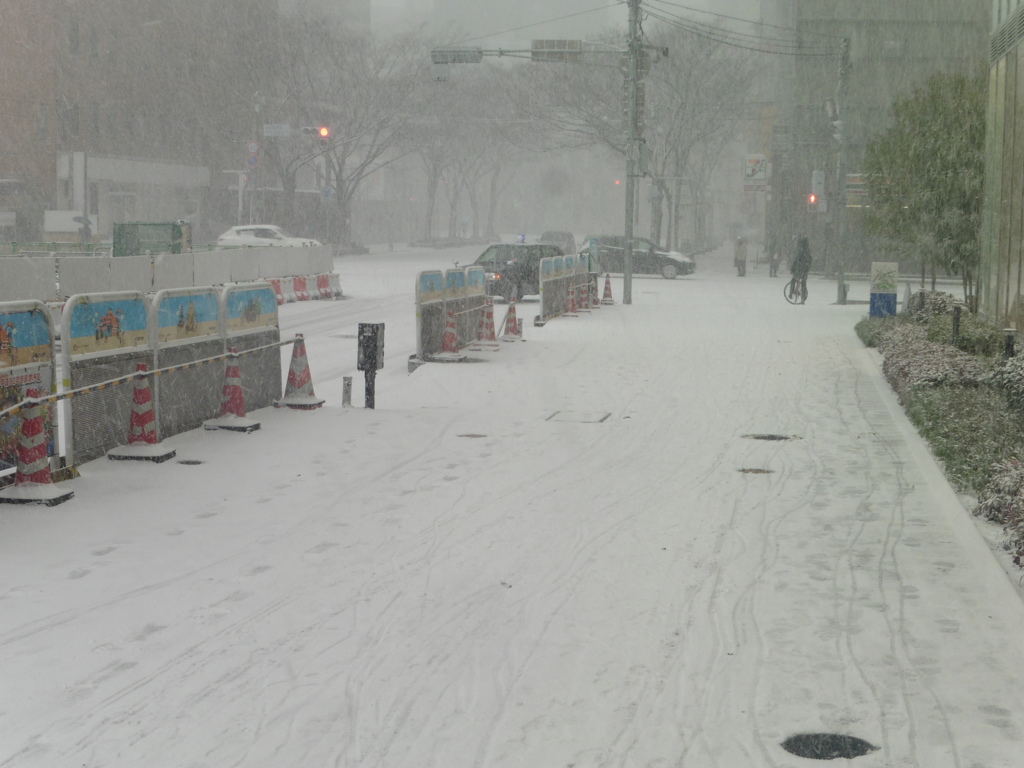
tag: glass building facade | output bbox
[981,0,1024,325]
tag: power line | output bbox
[646,0,845,41]
[642,5,836,57]
[451,3,623,46]
[643,8,833,55]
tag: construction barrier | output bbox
[0,247,335,304]
[413,266,486,361]
[536,253,595,325]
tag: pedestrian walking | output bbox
[734,237,748,277]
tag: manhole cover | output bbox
[546,411,611,423]
[738,468,774,474]
[742,433,798,441]
[781,733,878,760]
[178,460,204,465]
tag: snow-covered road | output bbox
[2,245,1022,767]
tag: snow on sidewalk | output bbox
[0,250,1022,767]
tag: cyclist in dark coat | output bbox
[792,236,812,281]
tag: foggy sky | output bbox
[368,0,765,41]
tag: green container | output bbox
[112,221,191,258]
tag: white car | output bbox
[216,225,322,247]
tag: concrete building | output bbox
[762,0,988,277]
[980,0,1024,326]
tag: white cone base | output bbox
[107,444,178,463]
[203,415,261,433]
[0,482,75,506]
[425,352,468,362]
[465,341,501,352]
[274,395,325,410]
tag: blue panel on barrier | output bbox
[418,272,444,299]
[466,267,485,289]
[444,270,465,291]
[870,293,897,318]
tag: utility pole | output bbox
[623,0,642,305]
[834,37,850,305]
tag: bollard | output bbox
[952,306,961,346]
[342,376,352,406]
[1005,329,1017,359]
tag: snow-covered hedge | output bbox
[984,355,1024,411]
[862,295,1024,565]
[975,458,1024,565]
[877,322,988,401]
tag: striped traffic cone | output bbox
[501,300,523,341]
[274,334,325,410]
[564,285,578,317]
[108,363,176,462]
[442,310,459,353]
[0,388,74,506]
[429,309,467,361]
[468,298,500,351]
[601,273,615,305]
[204,349,261,433]
[577,282,591,313]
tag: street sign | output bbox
[247,141,259,155]
[431,46,483,64]
[246,155,259,168]
[263,124,292,138]
[846,173,868,195]
[744,154,768,182]
[320,187,332,200]
[531,40,582,63]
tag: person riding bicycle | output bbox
[789,235,812,303]
[792,236,811,281]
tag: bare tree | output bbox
[275,17,431,246]
[510,20,755,250]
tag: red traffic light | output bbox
[614,179,621,185]
[808,193,817,204]
[317,126,330,140]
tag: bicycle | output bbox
[784,275,808,304]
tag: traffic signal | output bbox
[301,126,331,142]
[808,193,817,205]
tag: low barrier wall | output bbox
[538,253,596,323]
[414,266,486,359]
[0,245,334,303]
[0,282,287,475]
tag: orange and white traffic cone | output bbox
[108,363,176,462]
[501,300,523,341]
[442,310,460,353]
[0,388,74,506]
[204,349,261,433]
[429,309,467,361]
[602,273,615,305]
[274,334,325,410]
[590,274,601,308]
[577,281,591,313]
[468,298,500,351]
[564,284,578,317]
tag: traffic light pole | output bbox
[622,0,641,305]
[835,38,850,305]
